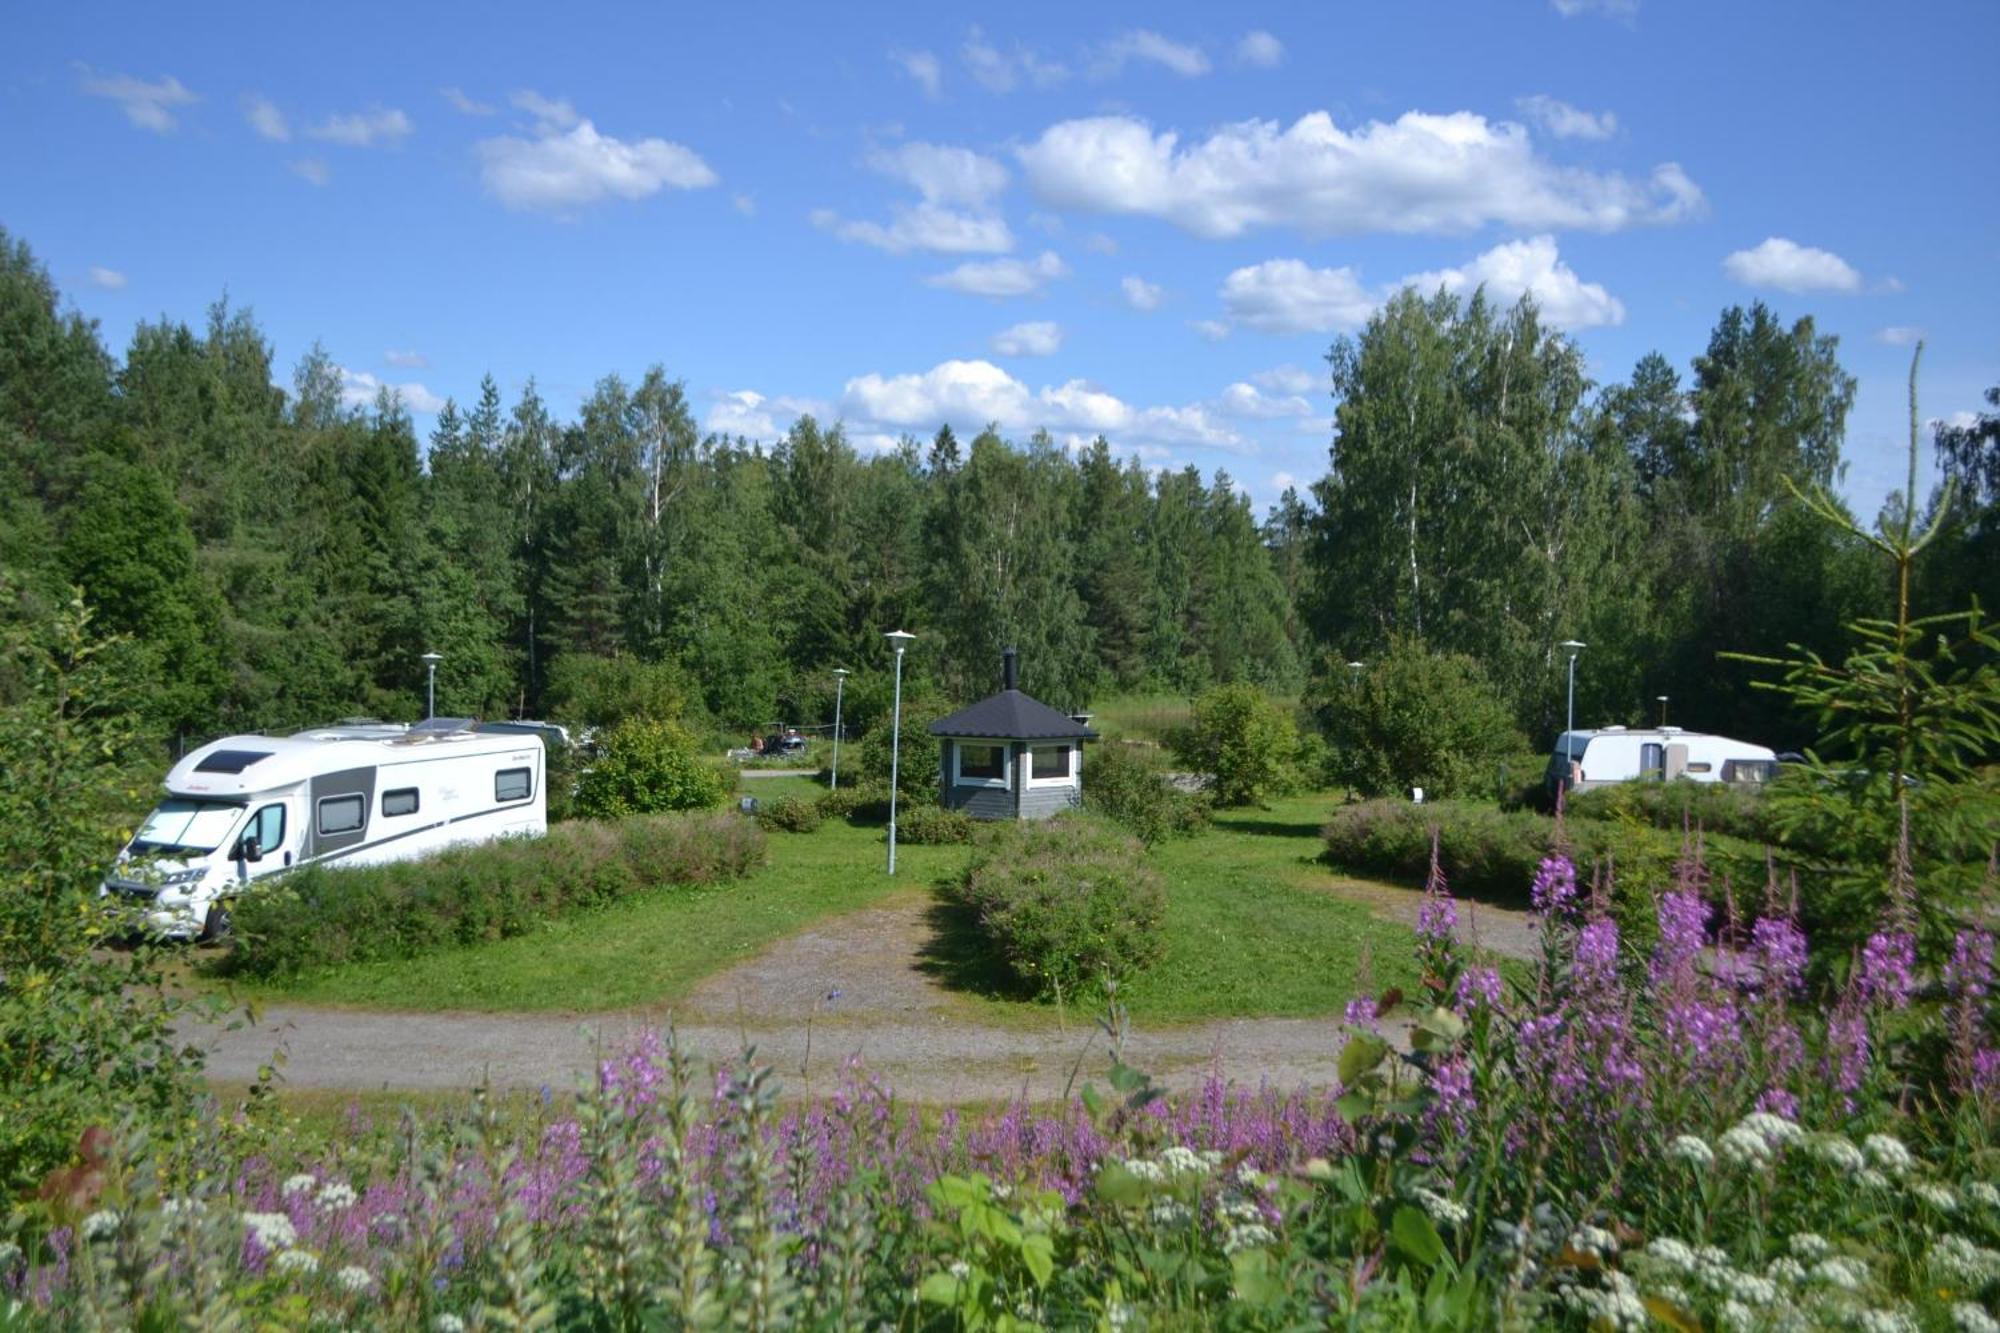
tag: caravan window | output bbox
[382,788,420,817]
[244,803,286,854]
[1722,759,1777,784]
[316,794,365,836]
[495,768,534,802]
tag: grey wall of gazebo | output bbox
[927,648,1097,821]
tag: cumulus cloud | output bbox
[1252,364,1317,395]
[892,49,943,99]
[441,87,496,116]
[1216,382,1312,419]
[1096,30,1210,78]
[1084,232,1119,255]
[1018,110,1704,239]
[1189,319,1232,342]
[476,94,717,212]
[815,142,1014,254]
[86,266,127,290]
[243,94,289,142]
[926,250,1068,298]
[291,158,331,186]
[961,27,1068,93]
[1121,275,1165,311]
[340,368,444,414]
[385,349,429,369]
[867,142,1009,207]
[1236,30,1285,67]
[1875,326,1923,346]
[991,321,1063,356]
[306,107,412,147]
[1722,237,1863,294]
[704,389,829,441]
[1404,235,1625,327]
[77,67,197,133]
[1515,94,1617,140]
[841,358,1247,453]
[1221,259,1377,334]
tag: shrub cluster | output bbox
[1313,638,1526,800]
[1082,741,1210,845]
[223,813,765,980]
[951,814,1165,1002]
[1565,778,1776,843]
[752,794,822,833]
[1168,683,1301,807]
[893,804,977,845]
[573,718,731,819]
[816,781,891,823]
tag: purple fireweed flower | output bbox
[1651,890,1708,990]
[1755,1087,1799,1118]
[1531,855,1578,918]
[1751,915,1808,996]
[1343,995,1381,1032]
[1417,891,1458,941]
[1973,1047,2000,1097]
[1859,931,1916,1010]
[1945,930,1994,1003]
[1573,918,1621,991]
[1454,967,1503,1015]
[1662,997,1741,1067]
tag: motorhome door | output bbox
[1663,743,1689,780]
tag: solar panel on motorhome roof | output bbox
[193,749,272,774]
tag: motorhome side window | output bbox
[382,788,420,817]
[496,768,533,802]
[316,794,365,836]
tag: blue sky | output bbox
[5,0,1995,516]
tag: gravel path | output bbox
[198,885,1531,1104]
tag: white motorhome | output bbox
[102,717,546,939]
[1546,726,1779,799]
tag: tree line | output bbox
[2,225,1993,759]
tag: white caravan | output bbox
[102,717,546,939]
[1547,725,1779,799]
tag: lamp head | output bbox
[832,668,850,679]
[421,652,443,666]
[883,629,916,649]
[1560,639,1586,653]
[1346,660,1364,670]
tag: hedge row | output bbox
[223,812,766,980]
[1563,780,1777,845]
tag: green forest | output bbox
[3,224,1995,759]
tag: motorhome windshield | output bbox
[131,798,245,856]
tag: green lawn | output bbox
[228,779,1438,1025]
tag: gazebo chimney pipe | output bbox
[1003,646,1018,691]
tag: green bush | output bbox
[544,653,691,729]
[574,718,730,818]
[1566,779,1776,843]
[1315,639,1526,801]
[1083,741,1211,845]
[223,812,766,980]
[753,794,823,833]
[856,694,949,803]
[952,814,1165,1002]
[817,781,891,823]
[1169,683,1300,807]
[894,804,977,845]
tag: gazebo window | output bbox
[1029,744,1071,781]
[955,742,1008,786]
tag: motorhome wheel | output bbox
[200,902,232,943]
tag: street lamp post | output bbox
[421,652,443,720]
[1343,661,1365,802]
[830,668,850,790]
[1560,638,1586,748]
[883,631,915,875]
[1657,695,1669,727]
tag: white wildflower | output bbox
[1668,1134,1715,1168]
[1119,1158,1166,1184]
[1234,1162,1269,1190]
[1953,1302,2000,1333]
[0,1242,20,1271]
[1806,1135,1866,1173]
[1853,1311,1917,1333]
[1788,1233,1832,1262]
[1719,1124,1776,1168]
[335,1265,372,1293]
[1929,1234,2000,1287]
[989,1182,1012,1202]
[1198,1149,1223,1170]
[274,1249,319,1276]
[1966,1180,1999,1209]
[1766,1256,1807,1285]
[1809,1256,1870,1291]
[947,1259,971,1281]
[1223,1222,1276,1254]
[1217,1198,1263,1224]
[315,1181,358,1211]
[1560,1270,1648,1330]
[1725,1271,1778,1306]
[1569,1224,1619,1258]
[1644,1237,1697,1275]
[1862,1134,1912,1173]
[242,1211,297,1250]
[1106,1301,1133,1331]
[1857,1168,1892,1190]
[1159,1145,1207,1178]
[80,1210,120,1242]
[281,1173,317,1198]
[1416,1188,1469,1227]
[1148,1199,1192,1227]
[1737,1110,1803,1145]
[433,1317,467,1333]
[1718,1299,1758,1333]
[1911,1182,1958,1212]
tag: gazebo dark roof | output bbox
[928,689,1098,741]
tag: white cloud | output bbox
[732,193,757,216]
[77,67,197,133]
[307,107,413,148]
[961,27,1068,93]
[1217,382,1312,419]
[1221,259,1377,334]
[1190,318,1232,342]
[1084,232,1119,255]
[1404,235,1625,328]
[1252,364,1317,394]
[86,266,127,290]
[704,389,828,440]
[243,94,289,142]
[813,204,1012,254]
[441,87,496,116]
[1876,275,1907,294]
[991,321,1063,356]
[1552,0,1638,15]
[1236,30,1285,68]
[291,158,331,186]
[340,368,444,414]
[1219,236,1623,335]
[1875,326,1924,346]
[1938,410,1979,432]
[892,49,943,99]
[1018,110,1704,239]
[926,250,1068,298]
[385,349,429,369]
[1096,30,1210,78]
[476,100,717,213]
[1120,275,1165,311]
[866,142,1009,207]
[1722,237,1863,294]
[841,358,1248,453]
[1515,94,1617,140]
